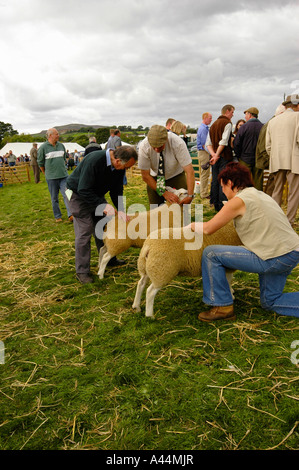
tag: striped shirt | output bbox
[37,141,68,179]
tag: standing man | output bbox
[138,124,195,206]
[106,129,125,182]
[206,104,235,211]
[266,94,299,228]
[37,128,73,223]
[255,104,285,193]
[165,118,176,130]
[84,136,102,156]
[30,143,40,184]
[106,129,115,149]
[66,146,138,284]
[196,112,213,199]
[112,129,122,149]
[107,129,122,150]
[233,107,263,185]
[74,149,80,166]
[7,150,17,167]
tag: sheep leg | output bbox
[225,270,235,300]
[145,283,161,318]
[132,274,149,312]
[98,245,106,265]
[98,249,112,279]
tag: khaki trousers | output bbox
[197,150,210,198]
[272,170,299,225]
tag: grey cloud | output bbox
[1,0,298,133]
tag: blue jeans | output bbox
[202,245,299,317]
[46,177,71,219]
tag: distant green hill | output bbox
[37,123,108,135]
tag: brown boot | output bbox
[198,305,235,322]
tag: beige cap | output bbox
[244,107,259,116]
[147,125,168,148]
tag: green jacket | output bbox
[37,141,68,179]
[66,150,125,210]
[255,119,273,170]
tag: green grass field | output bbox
[0,171,298,451]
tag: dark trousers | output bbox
[31,164,40,184]
[239,159,264,190]
[146,171,187,206]
[210,158,228,211]
[68,192,104,274]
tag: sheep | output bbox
[132,221,242,318]
[97,187,189,279]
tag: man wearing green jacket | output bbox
[66,145,138,284]
[37,128,73,222]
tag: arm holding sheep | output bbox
[189,196,245,235]
[179,163,195,206]
[141,169,180,204]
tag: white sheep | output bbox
[98,187,189,278]
[132,222,242,318]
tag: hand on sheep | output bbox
[186,222,204,233]
[104,203,117,217]
[162,190,180,204]
[118,211,130,222]
[179,196,194,205]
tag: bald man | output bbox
[37,128,73,222]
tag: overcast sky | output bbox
[0,0,298,134]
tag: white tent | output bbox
[0,142,85,158]
[100,140,133,148]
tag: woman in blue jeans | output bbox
[190,162,299,321]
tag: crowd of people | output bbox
[196,95,299,229]
[0,149,25,166]
[191,96,299,320]
[0,147,83,170]
[2,97,299,319]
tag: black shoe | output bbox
[107,257,125,267]
[76,273,94,284]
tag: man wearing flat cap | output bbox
[233,107,263,186]
[266,94,299,228]
[138,124,195,206]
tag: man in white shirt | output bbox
[138,125,195,206]
[206,105,235,211]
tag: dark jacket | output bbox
[84,143,102,156]
[66,150,124,210]
[234,118,263,165]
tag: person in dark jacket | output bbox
[233,107,263,184]
[84,136,102,156]
[66,146,137,284]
